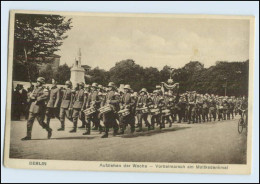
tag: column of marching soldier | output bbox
[21,77,248,140]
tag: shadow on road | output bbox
[120,126,191,138]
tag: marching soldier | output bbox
[119,84,136,134]
[150,90,164,129]
[208,95,217,121]
[44,79,60,128]
[161,92,174,127]
[176,95,187,123]
[216,96,224,121]
[21,77,52,140]
[83,83,102,135]
[136,88,151,132]
[101,82,120,138]
[70,82,87,133]
[187,91,197,124]
[58,80,74,131]
[202,94,209,122]
[196,94,203,123]
[228,98,235,119]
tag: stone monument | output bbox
[70,48,85,88]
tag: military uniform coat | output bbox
[72,89,86,109]
[46,86,60,108]
[60,88,74,109]
[29,86,49,114]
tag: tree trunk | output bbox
[24,47,32,84]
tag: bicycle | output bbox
[238,109,248,134]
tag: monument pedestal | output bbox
[70,67,85,88]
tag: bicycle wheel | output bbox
[238,118,244,134]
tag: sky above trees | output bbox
[57,15,250,70]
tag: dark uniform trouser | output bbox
[188,105,196,123]
[177,108,185,123]
[209,107,216,121]
[151,114,161,127]
[119,113,135,133]
[217,109,223,120]
[202,108,209,122]
[45,107,60,126]
[59,107,72,128]
[86,112,101,130]
[72,108,82,129]
[229,108,234,119]
[103,111,119,135]
[27,112,51,138]
[223,108,227,120]
[137,113,150,128]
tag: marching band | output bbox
[20,77,248,140]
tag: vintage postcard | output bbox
[4,10,255,174]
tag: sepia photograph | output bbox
[3,10,255,174]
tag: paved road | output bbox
[9,116,247,164]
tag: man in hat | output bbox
[21,77,52,140]
[119,84,136,134]
[58,80,74,131]
[44,79,61,128]
[136,88,151,132]
[101,82,120,138]
[83,82,102,135]
[70,82,87,132]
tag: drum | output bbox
[162,109,171,116]
[118,109,130,117]
[150,108,160,115]
[99,105,112,114]
[83,107,96,116]
[136,107,149,114]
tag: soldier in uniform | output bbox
[187,91,197,124]
[21,77,52,140]
[222,98,229,120]
[44,79,60,127]
[119,84,136,134]
[216,96,224,121]
[70,82,87,133]
[163,92,173,126]
[202,94,209,122]
[176,94,187,123]
[136,88,151,132]
[228,98,235,119]
[58,80,73,131]
[83,83,102,135]
[150,90,164,129]
[101,82,120,138]
[208,95,217,121]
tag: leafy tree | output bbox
[13,13,72,82]
[54,63,71,84]
[39,64,54,84]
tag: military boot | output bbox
[69,128,77,133]
[21,136,31,141]
[47,128,52,139]
[101,133,108,138]
[83,128,90,135]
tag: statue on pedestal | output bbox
[70,48,85,88]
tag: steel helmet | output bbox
[65,80,72,86]
[92,82,98,87]
[108,82,115,87]
[124,84,131,90]
[37,77,45,84]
